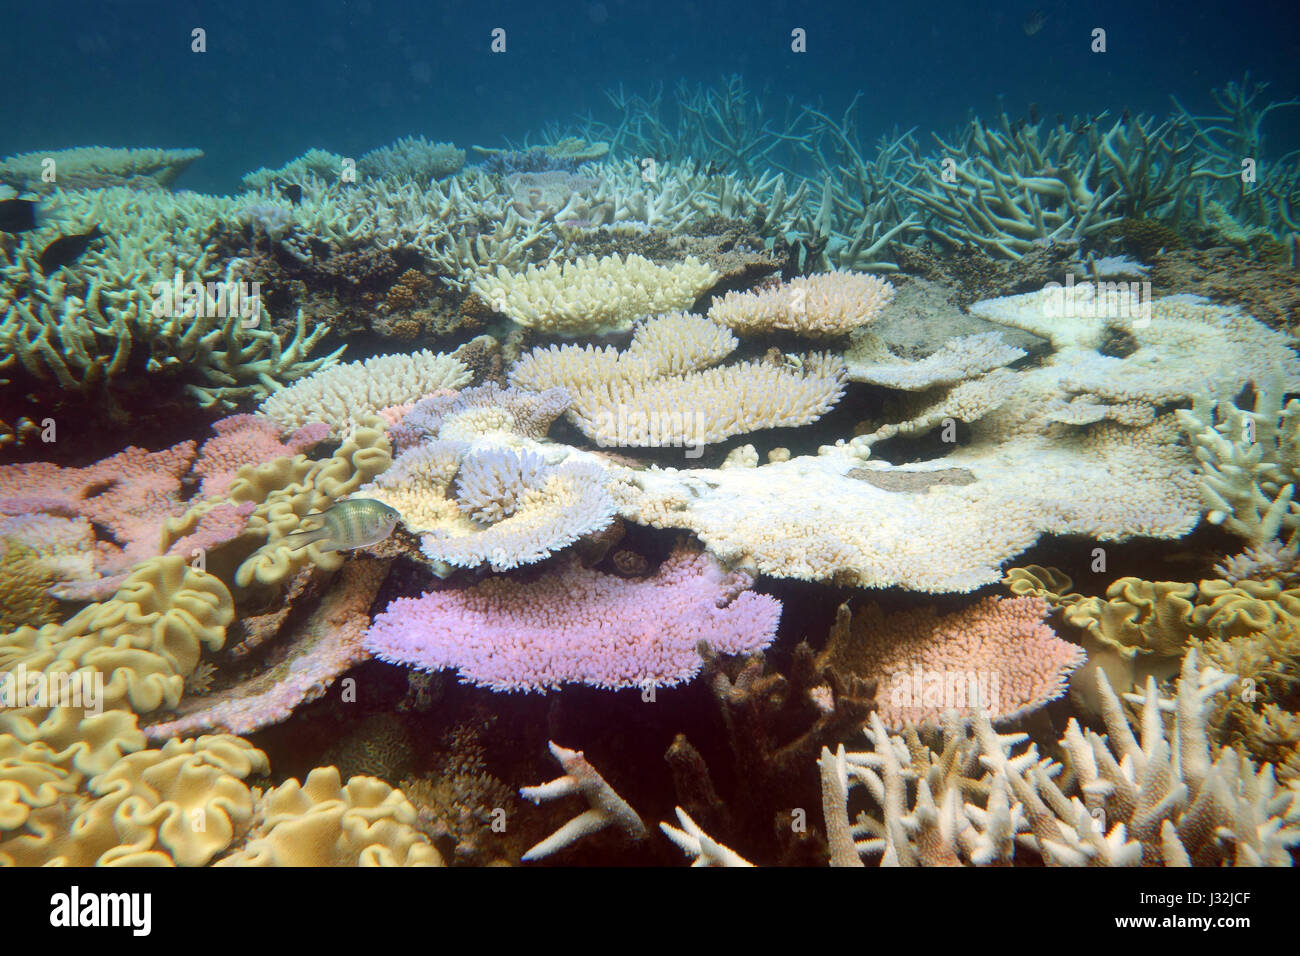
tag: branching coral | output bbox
[519,742,647,861]
[819,652,1300,866]
[1177,379,1300,545]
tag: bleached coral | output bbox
[511,312,846,450]
[819,652,1300,866]
[519,742,647,861]
[473,253,719,335]
[358,136,465,181]
[818,596,1086,729]
[258,349,471,439]
[844,331,1025,389]
[708,271,895,337]
[361,441,615,572]
[1177,379,1300,545]
[0,146,203,190]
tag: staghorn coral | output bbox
[708,271,895,337]
[365,543,781,692]
[819,652,1300,866]
[510,312,846,450]
[473,253,719,335]
[819,596,1086,730]
[258,348,472,440]
[519,741,647,861]
[1177,380,1300,545]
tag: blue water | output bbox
[3,0,1297,192]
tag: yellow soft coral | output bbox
[216,766,442,866]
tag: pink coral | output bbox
[193,414,330,498]
[144,559,387,739]
[0,441,197,576]
[365,545,782,692]
[824,596,1086,729]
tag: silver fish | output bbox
[284,499,401,552]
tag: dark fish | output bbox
[0,198,41,234]
[1027,102,1039,125]
[280,182,303,205]
[1023,9,1046,35]
[284,498,401,553]
[1121,108,1131,124]
[38,227,104,275]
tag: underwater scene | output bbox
[2,0,1300,879]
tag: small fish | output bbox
[1027,102,1039,125]
[1023,8,1046,36]
[284,499,401,553]
[0,197,42,233]
[280,182,303,205]
[39,227,103,274]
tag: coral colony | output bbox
[1,73,1299,869]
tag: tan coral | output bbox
[708,271,895,337]
[474,254,719,336]
[216,767,442,866]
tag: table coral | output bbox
[258,348,472,440]
[708,271,895,337]
[362,441,616,572]
[819,596,1086,730]
[510,311,847,449]
[365,544,781,692]
[474,253,719,335]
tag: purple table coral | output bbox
[365,545,782,692]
